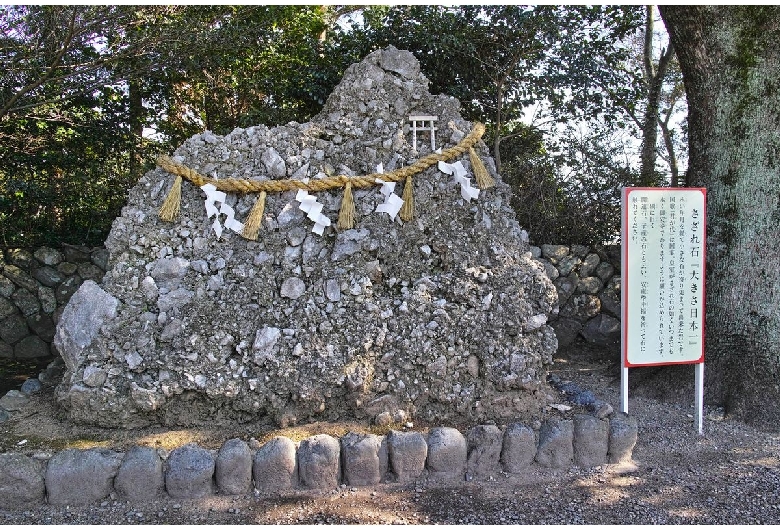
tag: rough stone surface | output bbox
[581,313,620,346]
[14,335,50,359]
[426,427,467,480]
[32,266,65,287]
[340,432,385,486]
[500,423,537,473]
[599,277,621,318]
[557,255,581,277]
[0,296,15,319]
[608,412,638,464]
[53,280,118,373]
[2,265,39,293]
[34,247,64,266]
[53,46,559,428]
[26,313,56,342]
[576,276,602,295]
[297,434,341,490]
[535,419,574,469]
[45,448,122,505]
[1,314,28,344]
[0,341,12,359]
[114,446,165,502]
[387,430,427,482]
[530,245,621,351]
[541,245,569,262]
[466,424,503,478]
[12,287,40,316]
[165,443,215,499]
[0,453,45,508]
[549,318,583,348]
[560,294,601,322]
[579,253,601,277]
[253,436,298,493]
[215,438,253,494]
[573,414,609,468]
[0,390,30,411]
[20,378,42,394]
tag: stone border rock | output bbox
[0,417,637,509]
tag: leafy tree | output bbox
[0,6,344,247]
[660,5,780,429]
[136,6,343,145]
[0,6,150,246]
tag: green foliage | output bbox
[0,6,344,248]
[501,121,641,246]
[0,86,145,247]
[137,6,347,143]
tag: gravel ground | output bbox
[0,354,778,524]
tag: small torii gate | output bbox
[408,115,438,152]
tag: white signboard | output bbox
[622,187,706,367]
[621,187,707,433]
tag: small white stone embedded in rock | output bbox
[325,279,341,302]
[140,276,159,302]
[481,292,493,310]
[125,351,143,370]
[280,277,306,299]
[524,314,548,332]
[253,326,281,364]
[150,257,189,282]
[261,146,287,177]
[82,365,107,387]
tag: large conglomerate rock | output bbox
[54,46,558,428]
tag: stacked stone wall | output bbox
[0,245,108,362]
[530,244,622,349]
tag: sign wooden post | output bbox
[621,187,707,434]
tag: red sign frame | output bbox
[621,187,706,367]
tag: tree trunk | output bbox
[660,6,780,428]
[658,115,679,186]
[639,6,674,186]
[128,79,144,180]
[493,79,504,173]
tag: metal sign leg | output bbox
[695,363,704,434]
[621,366,629,414]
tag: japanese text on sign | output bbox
[622,188,706,366]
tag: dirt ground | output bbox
[1,342,779,524]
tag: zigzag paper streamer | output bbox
[438,160,480,202]
[295,188,332,235]
[201,183,245,238]
[374,164,404,221]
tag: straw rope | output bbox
[157,122,486,196]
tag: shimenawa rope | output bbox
[157,122,492,239]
